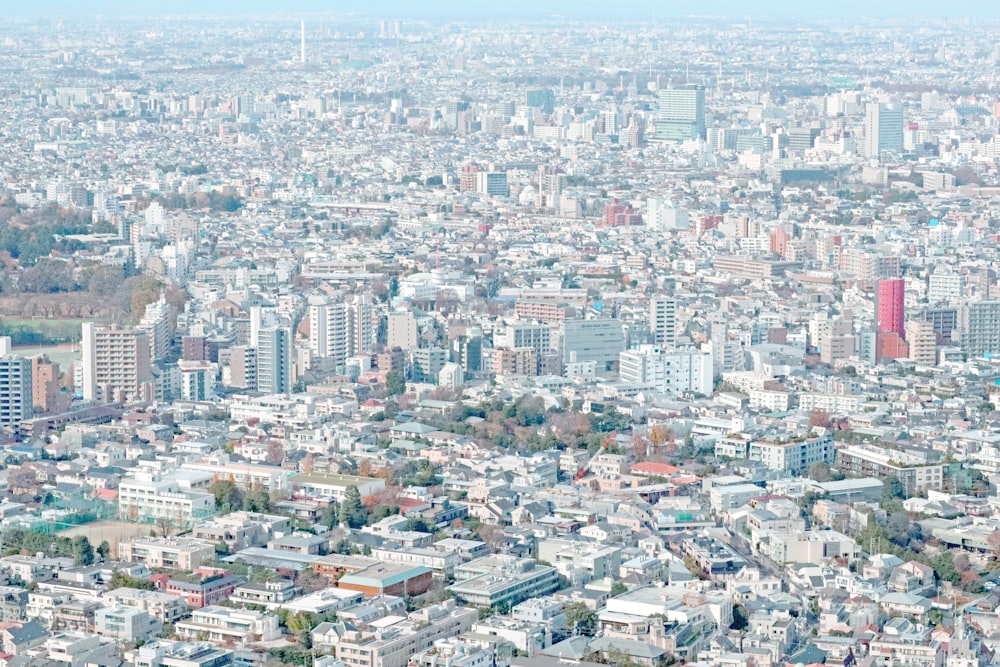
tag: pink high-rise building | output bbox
[877,279,905,339]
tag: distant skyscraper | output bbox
[864,103,903,159]
[876,279,905,339]
[656,85,705,141]
[256,324,292,395]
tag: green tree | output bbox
[882,476,907,502]
[610,582,628,597]
[385,371,406,397]
[339,486,368,528]
[209,479,244,512]
[564,602,598,637]
[96,540,111,561]
[72,536,94,566]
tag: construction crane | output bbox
[573,431,617,484]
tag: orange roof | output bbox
[630,461,681,475]
[94,489,118,501]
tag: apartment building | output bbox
[448,557,559,609]
[81,322,154,403]
[175,606,281,646]
[313,601,476,667]
[837,444,944,493]
[118,537,216,571]
[749,435,834,476]
[105,588,188,623]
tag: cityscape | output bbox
[0,4,995,667]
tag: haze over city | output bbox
[0,4,994,667]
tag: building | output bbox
[837,445,944,493]
[175,605,281,646]
[958,301,1000,359]
[560,319,624,372]
[877,279,905,340]
[182,455,289,494]
[105,588,188,624]
[30,354,62,414]
[288,473,385,502]
[131,640,233,667]
[387,312,418,350]
[81,323,153,403]
[749,435,835,476]
[118,538,216,571]
[410,347,447,384]
[618,346,713,396]
[0,351,33,427]
[905,321,937,366]
[94,606,161,641]
[118,471,216,528]
[448,558,559,609]
[178,360,215,401]
[313,601,476,667]
[309,298,348,366]
[649,298,677,346]
[492,348,536,376]
[337,562,434,598]
[255,323,292,395]
[656,85,706,141]
[863,102,904,159]
[476,172,509,198]
[137,295,172,363]
[166,571,242,608]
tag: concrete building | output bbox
[388,312,418,350]
[118,538,216,571]
[0,351,32,427]
[863,102,904,159]
[905,320,937,366]
[649,298,677,346]
[749,435,835,476]
[656,85,706,141]
[81,323,153,403]
[175,605,281,646]
[561,319,624,372]
[309,298,348,366]
[619,345,713,396]
[118,470,216,528]
[837,444,944,493]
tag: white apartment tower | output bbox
[81,323,153,403]
[308,298,348,365]
[650,298,677,346]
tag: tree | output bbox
[209,479,244,512]
[610,582,628,597]
[730,604,749,630]
[301,453,315,474]
[385,371,406,397]
[882,476,907,502]
[266,440,284,466]
[96,540,111,561]
[807,462,834,483]
[564,602,598,637]
[809,409,832,428]
[339,486,368,529]
[72,536,94,566]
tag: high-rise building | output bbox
[138,295,171,363]
[650,298,677,346]
[346,293,378,357]
[81,323,153,403]
[387,312,418,350]
[30,354,62,414]
[256,324,291,395]
[410,347,447,384]
[560,319,625,372]
[618,345,713,396]
[0,349,32,426]
[309,298,348,365]
[905,321,937,366]
[863,102,904,159]
[958,301,1000,359]
[227,346,257,390]
[656,85,706,141]
[876,279,905,339]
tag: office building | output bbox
[81,323,153,403]
[656,85,706,141]
[410,347,447,384]
[863,102,904,159]
[560,319,625,372]
[876,279,905,339]
[476,171,509,198]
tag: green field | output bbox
[0,318,87,346]
[12,343,79,367]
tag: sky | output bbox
[7,1,1000,20]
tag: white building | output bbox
[619,345,713,396]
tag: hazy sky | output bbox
[6,0,1000,20]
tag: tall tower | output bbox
[650,298,677,346]
[876,279,905,339]
[300,20,306,64]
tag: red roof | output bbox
[93,489,118,502]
